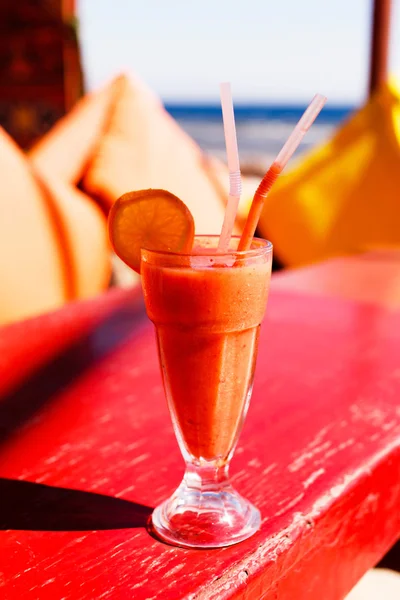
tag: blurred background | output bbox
[1,0,400,326]
[2,0,399,168]
[79,0,400,171]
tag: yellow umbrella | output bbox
[256,0,400,267]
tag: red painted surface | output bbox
[0,287,141,398]
[0,277,400,598]
[273,250,400,309]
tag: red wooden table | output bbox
[1,253,400,599]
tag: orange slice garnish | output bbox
[108,189,195,273]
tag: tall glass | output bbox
[141,236,272,548]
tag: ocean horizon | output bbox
[165,102,354,123]
[165,102,355,169]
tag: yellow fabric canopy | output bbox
[257,78,400,267]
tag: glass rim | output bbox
[141,235,273,259]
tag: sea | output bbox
[165,103,354,173]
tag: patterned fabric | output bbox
[0,0,82,148]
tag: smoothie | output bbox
[106,88,324,547]
[141,238,271,462]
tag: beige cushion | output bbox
[38,173,111,298]
[29,78,118,184]
[82,74,228,234]
[0,128,67,324]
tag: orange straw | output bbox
[238,93,327,251]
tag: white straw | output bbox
[218,82,242,252]
[274,93,327,169]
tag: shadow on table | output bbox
[0,302,147,448]
[0,478,153,530]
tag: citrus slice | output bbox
[108,189,195,273]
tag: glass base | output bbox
[151,481,261,549]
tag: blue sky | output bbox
[78,0,400,104]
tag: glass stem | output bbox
[183,460,231,494]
